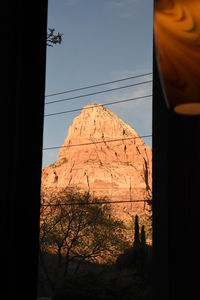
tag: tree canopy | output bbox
[39,188,130,291]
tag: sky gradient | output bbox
[43,0,153,166]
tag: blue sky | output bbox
[43,0,153,166]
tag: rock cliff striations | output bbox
[42,104,152,223]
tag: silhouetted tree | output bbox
[141,225,146,245]
[47,28,63,47]
[39,188,129,293]
[134,214,140,246]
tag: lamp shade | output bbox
[154,0,200,115]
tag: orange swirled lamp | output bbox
[154,0,200,115]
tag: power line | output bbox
[45,72,153,98]
[45,80,152,105]
[44,94,152,117]
[41,199,152,207]
[43,134,152,151]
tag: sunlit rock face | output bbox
[42,104,152,223]
[154,0,200,114]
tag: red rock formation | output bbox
[42,104,152,223]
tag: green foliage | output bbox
[51,266,152,300]
[49,162,56,168]
[39,188,130,291]
[49,157,68,169]
[61,157,68,163]
[129,212,152,244]
[117,243,152,270]
[134,215,140,246]
[117,215,152,282]
[141,225,146,245]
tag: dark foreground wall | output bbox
[153,46,200,299]
[0,1,47,299]
[1,1,200,299]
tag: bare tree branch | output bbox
[47,28,63,47]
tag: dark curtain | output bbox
[1,1,48,299]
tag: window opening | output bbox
[38,1,153,299]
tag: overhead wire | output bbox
[45,80,152,105]
[41,199,152,207]
[45,72,153,98]
[43,134,152,151]
[42,73,153,209]
[44,94,152,117]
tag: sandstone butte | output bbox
[41,104,152,224]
